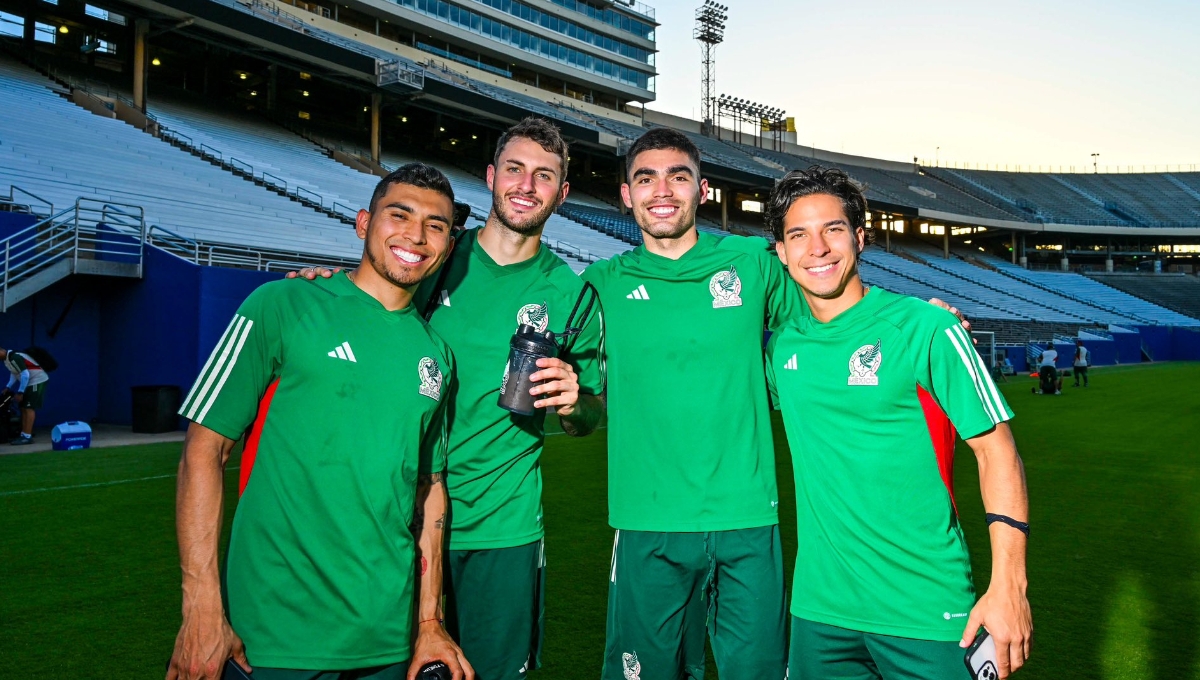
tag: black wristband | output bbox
[986,513,1029,536]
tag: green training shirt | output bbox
[417,228,604,551]
[581,232,802,532]
[179,273,453,669]
[766,286,1014,641]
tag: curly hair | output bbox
[765,166,874,246]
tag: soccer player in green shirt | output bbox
[291,118,605,680]
[763,167,1032,679]
[167,164,473,680]
[581,128,801,680]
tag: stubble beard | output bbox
[493,190,557,238]
[365,226,426,290]
[636,200,698,241]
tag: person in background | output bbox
[1036,346,1061,395]
[1,347,50,446]
[1073,340,1090,387]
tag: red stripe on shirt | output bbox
[917,384,959,514]
[240,379,279,496]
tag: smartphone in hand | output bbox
[964,629,999,680]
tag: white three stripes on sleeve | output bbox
[181,314,255,423]
[943,325,1011,425]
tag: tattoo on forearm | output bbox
[434,513,445,530]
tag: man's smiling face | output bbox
[622,148,708,241]
[487,136,568,236]
[357,181,454,290]
[774,192,865,300]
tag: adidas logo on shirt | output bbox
[328,341,357,363]
[626,284,650,300]
[783,354,798,370]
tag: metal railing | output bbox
[1,198,147,312]
[0,185,54,218]
[147,224,358,272]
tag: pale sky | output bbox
[645,0,1200,170]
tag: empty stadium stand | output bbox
[969,252,1200,326]
[1086,273,1200,320]
[0,55,361,260]
[933,168,1200,227]
[901,243,1142,325]
[149,95,379,222]
[740,146,1024,221]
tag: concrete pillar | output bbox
[885,221,891,253]
[267,64,278,113]
[1011,230,1018,264]
[720,187,728,231]
[133,19,149,112]
[1060,257,1070,272]
[1105,258,1114,272]
[943,227,950,259]
[370,93,382,164]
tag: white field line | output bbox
[1,423,609,497]
[0,466,240,497]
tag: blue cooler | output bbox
[51,421,92,451]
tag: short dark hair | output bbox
[765,166,873,245]
[369,163,455,214]
[625,128,701,181]
[493,117,569,183]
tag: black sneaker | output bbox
[10,436,33,446]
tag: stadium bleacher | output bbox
[1086,273,1200,320]
[0,55,361,259]
[148,96,380,222]
[970,252,1200,326]
[929,168,1200,228]
[738,146,1025,221]
[899,243,1142,325]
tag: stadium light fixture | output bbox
[250,90,257,96]
[58,25,68,33]
[439,126,446,132]
[239,73,247,80]
[151,57,161,66]
[302,90,309,97]
[694,0,728,131]
[401,116,408,122]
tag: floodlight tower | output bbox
[694,0,727,135]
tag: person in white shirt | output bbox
[1034,346,1062,395]
[1073,340,1090,387]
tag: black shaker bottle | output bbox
[418,661,452,680]
[498,324,559,416]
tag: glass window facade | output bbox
[546,0,653,40]
[397,0,653,90]
[472,0,651,63]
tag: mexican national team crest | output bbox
[418,357,443,400]
[517,302,550,332]
[709,265,743,308]
[622,652,641,680]
[848,340,882,386]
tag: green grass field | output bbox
[1,362,1197,679]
